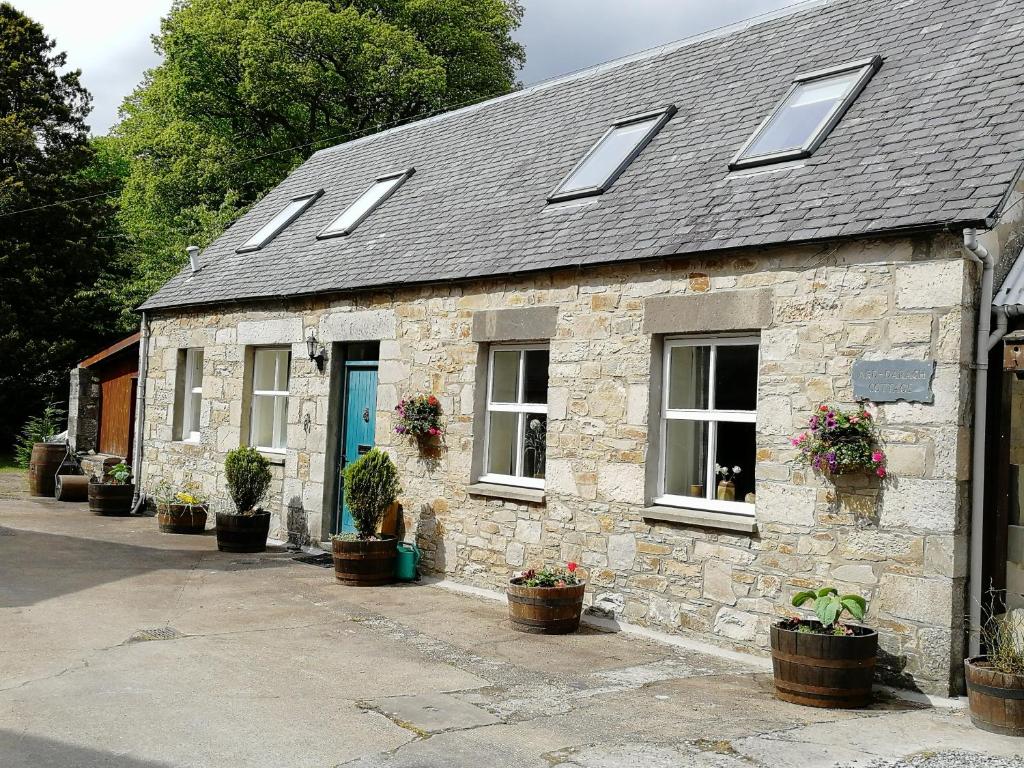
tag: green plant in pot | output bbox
[769,586,877,709]
[155,479,209,535]
[216,447,272,553]
[88,462,136,516]
[331,448,401,586]
[965,607,1024,736]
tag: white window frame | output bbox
[181,348,204,443]
[480,344,549,490]
[249,347,291,454]
[317,168,415,239]
[236,190,323,253]
[729,56,882,170]
[655,335,759,516]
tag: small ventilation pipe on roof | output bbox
[964,228,1010,658]
[186,245,201,273]
[130,311,150,513]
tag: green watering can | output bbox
[395,542,421,582]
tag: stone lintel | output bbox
[237,317,303,346]
[642,289,773,335]
[319,309,397,342]
[471,306,558,343]
[642,505,758,534]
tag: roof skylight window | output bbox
[730,56,881,170]
[318,168,415,238]
[548,106,676,202]
[236,190,323,253]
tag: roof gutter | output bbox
[964,228,1009,657]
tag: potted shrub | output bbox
[507,562,585,634]
[88,462,135,516]
[332,448,401,586]
[966,611,1024,735]
[155,480,209,535]
[770,587,877,708]
[217,447,272,553]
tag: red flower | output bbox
[428,395,439,406]
[566,561,578,573]
[819,404,829,412]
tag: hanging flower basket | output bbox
[792,404,887,478]
[395,394,443,442]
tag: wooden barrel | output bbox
[770,621,878,708]
[28,443,66,497]
[965,657,1024,735]
[55,475,89,501]
[87,483,135,516]
[215,512,270,553]
[158,504,208,534]
[332,537,397,586]
[506,580,586,634]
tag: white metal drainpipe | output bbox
[131,311,150,510]
[964,229,1009,657]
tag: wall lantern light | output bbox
[306,332,325,371]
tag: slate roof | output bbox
[141,0,1024,312]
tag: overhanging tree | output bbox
[0,4,119,450]
[111,0,525,321]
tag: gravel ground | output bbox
[859,751,1024,768]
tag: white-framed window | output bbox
[480,345,549,489]
[249,347,291,453]
[656,336,760,516]
[181,348,204,442]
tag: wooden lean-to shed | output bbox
[68,333,140,460]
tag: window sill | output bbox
[257,451,286,466]
[467,482,545,505]
[642,505,758,534]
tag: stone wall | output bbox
[67,367,99,453]
[142,231,978,695]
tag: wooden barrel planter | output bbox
[770,620,878,708]
[332,537,398,586]
[54,474,89,502]
[88,483,135,516]
[215,511,270,553]
[28,442,66,497]
[965,657,1024,736]
[158,504,209,535]
[506,579,586,634]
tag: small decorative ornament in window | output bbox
[395,394,443,443]
[792,404,887,479]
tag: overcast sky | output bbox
[20,0,797,136]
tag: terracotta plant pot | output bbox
[770,619,878,708]
[158,504,209,535]
[965,657,1024,736]
[215,511,270,553]
[332,536,398,586]
[88,482,135,516]
[506,579,586,634]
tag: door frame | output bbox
[336,360,379,535]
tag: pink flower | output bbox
[428,427,440,436]
[876,466,887,478]
[850,416,859,424]
[819,405,829,413]
[871,451,884,463]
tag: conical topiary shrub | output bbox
[217,447,273,553]
[342,448,401,539]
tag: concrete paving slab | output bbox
[361,692,500,733]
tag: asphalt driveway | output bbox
[1,472,1023,768]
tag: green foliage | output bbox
[106,462,133,485]
[13,403,66,468]
[516,562,582,587]
[341,448,400,539]
[793,405,887,478]
[106,0,525,322]
[0,4,123,449]
[792,587,868,632]
[224,446,271,514]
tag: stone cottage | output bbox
[134,0,1024,695]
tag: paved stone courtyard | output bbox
[1,474,1023,768]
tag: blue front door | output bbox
[338,362,378,534]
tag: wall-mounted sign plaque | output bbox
[851,359,935,403]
